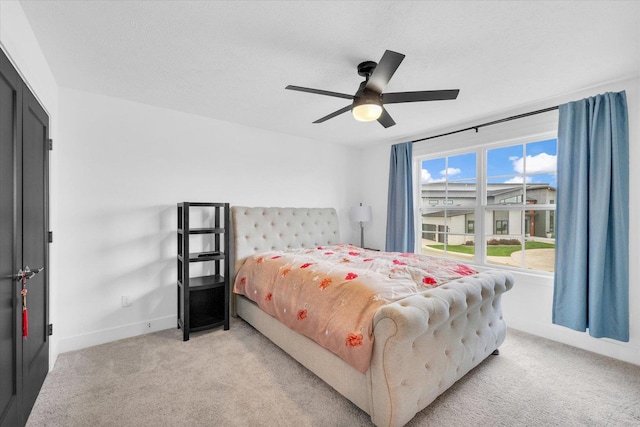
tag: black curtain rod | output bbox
[412,105,559,144]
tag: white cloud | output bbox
[512,152,557,174]
[439,167,461,177]
[504,176,532,184]
[421,169,445,183]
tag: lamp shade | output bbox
[352,103,382,122]
[350,205,372,223]
[352,90,383,122]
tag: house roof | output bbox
[18,1,640,147]
[422,183,555,197]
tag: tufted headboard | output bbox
[230,206,340,276]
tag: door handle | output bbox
[12,266,44,281]
[22,266,44,281]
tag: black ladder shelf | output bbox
[177,202,230,341]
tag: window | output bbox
[419,138,557,272]
[421,152,477,261]
[495,219,509,235]
[499,195,522,204]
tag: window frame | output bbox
[415,131,557,276]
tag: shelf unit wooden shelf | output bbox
[177,202,230,341]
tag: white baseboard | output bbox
[50,315,176,369]
[48,313,638,371]
[507,316,640,367]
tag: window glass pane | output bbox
[487,146,526,205]
[447,153,476,183]
[486,210,523,237]
[487,182,525,205]
[445,180,476,207]
[445,153,476,206]
[420,211,447,245]
[525,209,556,240]
[524,139,558,189]
[525,183,556,206]
[422,157,446,206]
[422,154,477,244]
[420,210,475,261]
[485,209,523,267]
[526,139,557,157]
[422,234,475,260]
[420,211,447,256]
[485,234,524,268]
[421,157,446,184]
[485,209,555,271]
[526,174,556,185]
[487,145,523,180]
[422,155,477,207]
[487,176,524,184]
[444,234,475,261]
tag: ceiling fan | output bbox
[285,50,459,128]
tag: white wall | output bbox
[362,75,640,366]
[359,141,392,251]
[53,88,362,361]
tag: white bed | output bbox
[230,206,514,427]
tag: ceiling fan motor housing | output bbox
[357,61,378,78]
[352,88,382,109]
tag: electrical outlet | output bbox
[121,296,131,307]
[147,322,151,328]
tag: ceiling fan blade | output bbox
[365,50,405,93]
[286,85,353,100]
[382,89,460,104]
[377,108,396,128]
[313,105,352,123]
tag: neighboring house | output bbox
[421,182,556,244]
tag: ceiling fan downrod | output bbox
[357,61,377,80]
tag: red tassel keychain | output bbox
[22,306,28,337]
[21,278,28,338]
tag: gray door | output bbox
[21,81,50,422]
[0,46,23,427]
[0,48,50,427]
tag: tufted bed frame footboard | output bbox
[231,207,514,427]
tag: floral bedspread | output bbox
[233,244,477,373]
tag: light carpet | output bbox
[27,318,640,426]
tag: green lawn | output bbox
[428,241,555,257]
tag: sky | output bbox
[421,138,557,187]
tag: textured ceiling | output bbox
[19,1,640,147]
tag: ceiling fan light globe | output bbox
[352,103,383,122]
